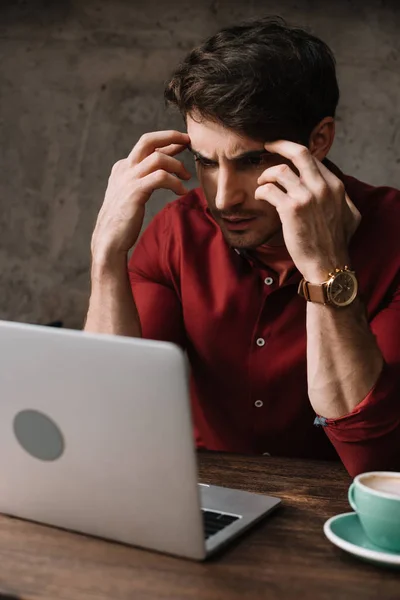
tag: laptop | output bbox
[0,320,281,560]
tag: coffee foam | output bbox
[362,474,400,498]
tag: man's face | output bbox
[186,114,287,248]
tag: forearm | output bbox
[321,359,400,476]
[84,129,190,336]
[84,255,141,337]
[306,298,384,419]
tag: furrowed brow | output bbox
[188,146,217,163]
[187,146,271,162]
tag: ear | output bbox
[308,117,335,161]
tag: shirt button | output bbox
[254,400,263,408]
[256,338,265,347]
[264,277,274,286]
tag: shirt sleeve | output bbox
[128,206,186,349]
[319,282,400,477]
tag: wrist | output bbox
[302,256,351,283]
[91,249,128,282]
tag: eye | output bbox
[240,154,271,169]
[193,156,217,169]
[247,156,264,165]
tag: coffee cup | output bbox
[348,471,400,552]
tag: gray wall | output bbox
[1,0,399,328]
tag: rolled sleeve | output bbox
[319,284,400,476]
[322,363,400,476]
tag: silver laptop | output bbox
[0,320,280,560]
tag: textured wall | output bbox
[1,0,399,328]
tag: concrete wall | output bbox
[1,0,399,328]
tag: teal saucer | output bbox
[324,512,400,568]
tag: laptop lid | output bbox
[0,320,206,560]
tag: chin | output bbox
[222,230,275,250]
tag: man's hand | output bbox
[91,130,191,265]
[85,130,191,336]
[255,141,361,282]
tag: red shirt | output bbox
[129,169,400,477]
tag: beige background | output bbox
[1,0,399,328]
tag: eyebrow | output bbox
[187,145,271,163]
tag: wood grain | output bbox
[0,452,398,600]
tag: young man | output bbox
[85,18,400,477]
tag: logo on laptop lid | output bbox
[13,409,64,461]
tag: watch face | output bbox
[328,271,358,306]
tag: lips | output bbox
[221,217,256,230]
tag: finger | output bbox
[140,170,189,197]
[155,143,188,157]
[134,151,192,181]
[314,159,361,235]
[312,157,342,188]
[313,160,361,220]
[257,163,301,195]
[128,131,190,164]
[264,140,321,186]
[255,183,287,208]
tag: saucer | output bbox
[323,512,400,568]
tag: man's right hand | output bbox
[91,130,191,265]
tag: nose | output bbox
[214,167,246,212]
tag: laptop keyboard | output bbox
[202,509,240,539]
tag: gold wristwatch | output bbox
[298,266,358,307]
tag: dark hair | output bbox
[164,16,339,144]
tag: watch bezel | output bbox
[326,269,358,307]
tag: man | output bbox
[85,17,400,477]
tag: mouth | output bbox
[220,217,257,231]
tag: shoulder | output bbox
[136,187,211,240]
[161,187,209,220]
[154,187,217,240]
[343,173,400,217]
[343,174,400,256]
[344,175,400,290]
[131,187,217,277]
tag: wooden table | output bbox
[0,452,398,600]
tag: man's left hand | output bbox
[255,140,361,282]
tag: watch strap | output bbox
[298,279,328,304]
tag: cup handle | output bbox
[348,482,357,511]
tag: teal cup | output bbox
[348,471,400,552]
